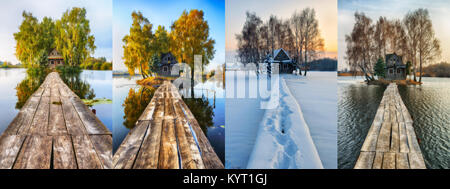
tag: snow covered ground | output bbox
[225,70,337,169]
[284,71,337,169]
[247,77,323,168]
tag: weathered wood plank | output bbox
[382,152,395,169]
[13,135,52,169]
[60,96,86,135]
[396,153,409,169]
[376,122,391,152]
[133,98,164,169]
[408,152,426,169]
[53,135,77,169]
[4,96,41,135]
[48,94,68,136]
[372,152,383,169]
[72,135,103,169]
[399,122,409,153]
[71,97,111,135]
[28,96,50,135]
[158,96,179,169]
[90,135,113,169]
[390,122,399,152]
[113,120,150,169]
[354,152,375,169]
[0,135,26,169]
[173,100,204,169]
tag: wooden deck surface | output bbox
[354,83,426,169]
[113,81,223,169]
[0,72,112,169]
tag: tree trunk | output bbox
[191,63,195,98]
[419,54,422,83]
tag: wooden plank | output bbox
[408,152,426,169]
[372,152,383,169]
[382,152,395,169]
[405,122,421,153]
[396,153,409,169]
[398,122,409,153]
[0,135,26,169]
[60,96,86,135]
[72,135,103,169]
[354,152,375,169]
[4,96,41,135]
[48,94,68,135]
[179,99,224,169]
[53,135,77,169]
[158,96,179,169]
[90,135,113,169]
[113,121,150,169]
[71,97,111,135]
[28,96,50,135]
[173,100,204,169]
[133,96,165,169]
[390,122,399,152]
[376,122,391,152]
[13,135,52,169]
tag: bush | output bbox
[100,62,112,70]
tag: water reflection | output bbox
[59,72,96,100]
[122,86,155,129]
[183,96,214,135]
[15,71,47,109]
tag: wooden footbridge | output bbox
[113,81,223,169]
[355,83,426,169]
[0,72,112,169]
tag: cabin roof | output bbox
[48,49,63,59]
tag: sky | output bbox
[113,0,225,72]
[0,0,112,64]
[338,0,450,71]
[226,0,338,60]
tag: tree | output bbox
[301,8,324,76]
[374,58,385,79]
[122,11,153,77]
[291,10,306,73]
[170,9,215,85]
[148,54,160,76]
[55,7,96,67]
[405,61,412,79]
[235,11,262,64]
[152,25,170,57]
[14,12,55,68]
[345,12,376,81]
[414,9,441,82]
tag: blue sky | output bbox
[338,0,450,70]
[0,0,112,64]
[113,0,225,71]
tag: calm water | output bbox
[338,76,450,169]
[0,68,112,134]
[112,75,225,163]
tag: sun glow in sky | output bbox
[338,0,450,71]
[226,0,338,59]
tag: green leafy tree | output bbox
[152,25,170,57]
[406,61,412,79]
[122,11,153,78]
[374,58,385,79]
[14,12,55,68]
[55,7,96,67]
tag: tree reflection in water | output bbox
[59,71,96,100]
[183,96,214,136]
[15,69,47,109]
[122,86,155,129]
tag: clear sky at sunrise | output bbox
[0,0,112,64]
[226,0,338,59]
[113,0,225,71]
[338,0,450,71]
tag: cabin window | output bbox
[163,66,168,72]
[389,69,393,74]
[397,69,401,74]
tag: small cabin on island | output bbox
[385,53,406,80]
[157,52,179,77]
[265,48,295,73]
[48,49,64,68]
